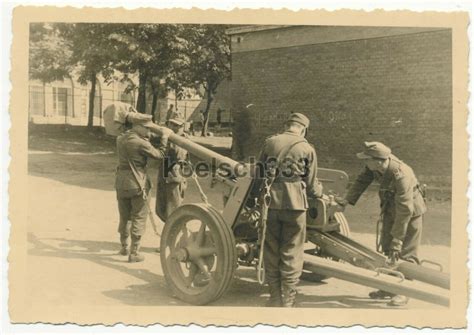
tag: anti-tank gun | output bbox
[104,103,450,307]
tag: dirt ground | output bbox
[25,127,451,313]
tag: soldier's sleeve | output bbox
[390,174,415,243]
[303,145,323,198]
[139,140,166,160]
[345,167,374,205]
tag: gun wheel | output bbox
[160,203,236,305]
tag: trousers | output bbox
[155,180,186,221]
[381,211,423,263]
[264,209,306,288]
[116,188,149,237]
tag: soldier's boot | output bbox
[265,282,282,307]
[119,234,129,256]
[128,235,145,263]
[281,286,297,308]
[368,290,395,300]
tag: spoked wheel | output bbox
[160,203,236,305]
[334,212,351,237]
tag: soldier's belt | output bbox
[272,178,303,183]
[117,166,146,172]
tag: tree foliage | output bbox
[29,23,72,83]
[181,25,231,136]
[109,24,183,113]
[28,23,231,131]
[57,23,120,128]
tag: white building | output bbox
[28,74,136,126]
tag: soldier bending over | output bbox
[339,141,427,306]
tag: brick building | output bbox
[227,26,452,184]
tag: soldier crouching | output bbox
[115,118,172,262]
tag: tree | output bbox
[110,24,181,114]
[182,25,231,136]
[58,23,119,128]
[148,77,168,122]
[29,23,72,86]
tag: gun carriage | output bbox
[104,105,450,307]
[153,126,450,307]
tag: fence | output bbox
[28,87,135,126]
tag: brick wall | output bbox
[230,28,452,185]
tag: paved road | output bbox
[24,131,450,319]
[26,173,448,310]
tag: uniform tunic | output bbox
[258,131,323,288]
[346,155,427,262]
[115,131,167,237]
[155,132,189,221]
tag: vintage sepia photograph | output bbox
[6,6,469,329]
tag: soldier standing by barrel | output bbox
[115,118,172,262]
[338,141,427,306]
[155,116,189,222]
[256,113,323,307]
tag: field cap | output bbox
[133,117,155,129]
[356,141,391,159]
[286,112,310,128]
[168,117,185,126]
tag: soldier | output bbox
[155,116,189,221]
[115,118,172,262]
[257,113,323,307]
[165,104,175,123]
[339,141,427,306]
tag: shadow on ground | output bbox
[28,233,401,309]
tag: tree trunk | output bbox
[87,73,97,129]
[136,71,148,113]
[151,91,158,123]
[201,88,213,137]
[174,89,178,112]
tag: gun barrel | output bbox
[150,124,247,176]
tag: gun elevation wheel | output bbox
[160,203,236,305]
[334,212,350,237]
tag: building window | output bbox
[52,87,70,116]
[29,85,45,116]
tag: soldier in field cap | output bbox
[155,116,189,223]
[254,112,323,307]
[338,141,427,306]
[115,117,172,262]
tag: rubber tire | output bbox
[160,203,236,305]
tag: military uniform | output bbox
[258,113,323,307]
[115,129,167,260]
[155,132,189,221]
[346,154,426,262]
